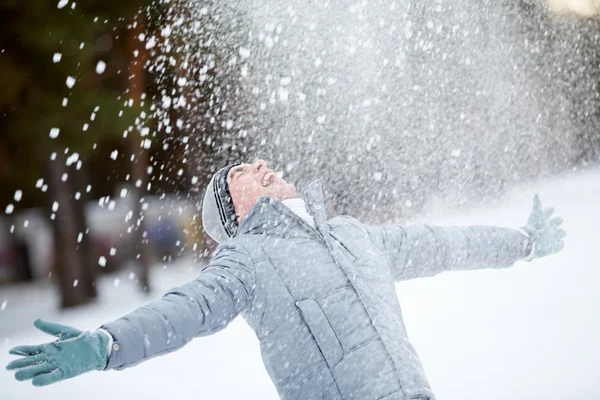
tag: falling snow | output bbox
[49,128,60,139]
[96,60,106,74]
[65,76,76,88]
[239,47,251,59]
[1,2,600,399]
[66,153,79,166]
[145,36,156,49]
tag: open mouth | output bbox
[262,172,276,187]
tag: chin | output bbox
[283,183,297,199]
[272,183,296,201]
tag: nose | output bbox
[253,159,267,173]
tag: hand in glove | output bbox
[522,194,566,260]
[6,319,109,386]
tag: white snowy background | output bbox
[1,166,599,400]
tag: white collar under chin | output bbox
[282,198,315,227]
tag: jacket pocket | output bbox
[295,298,344,368]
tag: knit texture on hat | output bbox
[202,163,240,244]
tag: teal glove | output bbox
[522,194,566,259]
[6,319,109,386]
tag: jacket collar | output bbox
[235,180,328,238]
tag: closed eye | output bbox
[228,166,244,182]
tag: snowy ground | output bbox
[1,167,599,400]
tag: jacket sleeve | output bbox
[365,223,531,281]
[99,241,255,370]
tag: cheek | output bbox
[234,181,262,205]
[230,186,245,207]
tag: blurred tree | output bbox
[0,0,154,306]
[127,9,152,293]
[140,0,251,259]
[516,0,600,167]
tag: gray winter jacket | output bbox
[101,181,530,400]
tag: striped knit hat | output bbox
[201,163,240,244]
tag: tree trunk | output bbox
[46,153,89,308]
[6,216,32,282]
[128,14,152,293]
[70,163,98,299]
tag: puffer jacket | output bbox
[101,181,530,400]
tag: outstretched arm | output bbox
[367,223,532,281]
[6,241,255,385]
[101,241,255,370]
[365,194,565,281]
